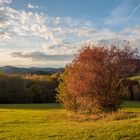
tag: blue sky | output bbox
[0,0,140,67]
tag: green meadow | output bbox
[0,102,140,140]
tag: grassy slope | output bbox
[0,102,140,140]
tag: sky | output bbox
[0,0,140,67]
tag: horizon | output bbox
[0,65,64,68]
[0,0,140,67]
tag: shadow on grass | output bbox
[0,121,28,125]
[121,101,140,109]
[0,103,61,110]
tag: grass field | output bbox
[129,75,140,81]
[0,102,140,140]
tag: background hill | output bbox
[0,66,64,75]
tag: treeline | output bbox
[0,72,140,104]
[0,73,60,103]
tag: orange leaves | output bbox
[58,43,138,113]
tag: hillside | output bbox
[0,66,64,75]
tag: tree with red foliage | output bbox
[57,43,138,113]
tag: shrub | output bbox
[57,43,138,113]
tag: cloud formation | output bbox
[0,17,6,28]
[0,0,12,4]
[27,3,39,9]
[11,51,73,61]
[0,0,140,67]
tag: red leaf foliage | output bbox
[57,43,138,113]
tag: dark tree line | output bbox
[121,79,140,101]
[0,73,60,103]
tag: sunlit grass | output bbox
[0,102,140,140]
[129,75,140,81]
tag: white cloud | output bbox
[0,5,95,66]
[0,2,140,67]
[11,51,73,61]
[0,54,65,67]
[41,41,79,55]
[0,0,12,4]
[0,7,51,39]
[0,18,7,28]
[122,26,140,35]
[27,3,39,9]
[0,6,96,43]
[0,32,11,43]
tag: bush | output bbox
[57,43,138,113]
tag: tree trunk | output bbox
[128,86,134,100]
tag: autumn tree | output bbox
[57,43,138,113]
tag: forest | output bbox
[0,70,140,104]
[0,73,60,103]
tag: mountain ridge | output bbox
[0,66,64,75]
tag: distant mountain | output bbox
[0,66,64,75]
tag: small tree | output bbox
[57,43,138,113]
